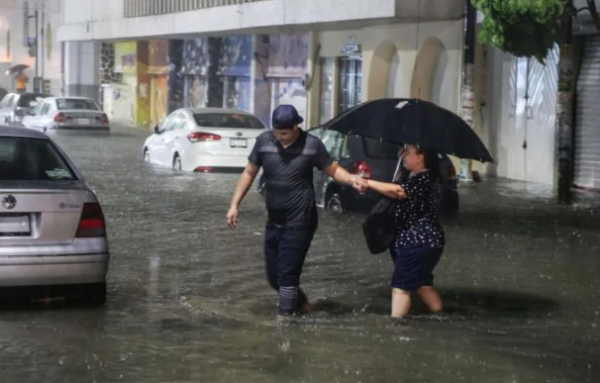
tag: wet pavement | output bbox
[1,127,599,382]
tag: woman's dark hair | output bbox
[396,146,443,183]
[419,147,443,183]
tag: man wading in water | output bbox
[226,105,367,318]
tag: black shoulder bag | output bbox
[361,196,399,255]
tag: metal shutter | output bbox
[575,36,600,190]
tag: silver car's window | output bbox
[31,103,44,115]
[0,137,76,181]
[17,94,49,107]
[4,95,15,108]
[40,102,51,115]
[0,94,11,108]
[57,98,99,111]
[193,113,265,129]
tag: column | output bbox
[207,37,223,108]
[251,34,271,127]
[305,31,321,128]
[64,41,100,101]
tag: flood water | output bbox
[1,128,599,382]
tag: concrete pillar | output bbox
[135,41,150,127]
[167,40,184,113]
[207,37,223,108]
[305,31,321,128]
[64,41,100,101]
[251,34,271,128]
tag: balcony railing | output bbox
[124,0,271,18]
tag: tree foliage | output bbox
[472,0,568,64]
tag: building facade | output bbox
[55,0,466,130]
[477,9,600,192]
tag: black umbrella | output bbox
[322,98,494,163]
[5,64,29,75]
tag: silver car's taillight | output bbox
[76,203,106,238]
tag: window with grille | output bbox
[337,56,362,114]
[319,58,334,124]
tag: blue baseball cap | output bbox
[272,104,303,129]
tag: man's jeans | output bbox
[264,224,316,315]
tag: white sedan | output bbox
[142,108,267,172]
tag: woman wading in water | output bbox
[366,145,445,318]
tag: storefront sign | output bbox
[340,35,361,55]
[114,42,137,73]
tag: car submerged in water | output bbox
[0,125,110,303]
[143,108,266,172]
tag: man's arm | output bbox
[230,162,260,209]
[226,162,260,228]
[313,138,366,192]
[323,162,366,191]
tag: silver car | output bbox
[0,125,109,303]
[0,92,52,126]
[22,97,110,132]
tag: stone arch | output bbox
[410,37,445,101]
[366,39,398,100]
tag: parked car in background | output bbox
[143,108,267,172]
[0,125,109,303]
[22,97,109,132]
[259,127,459,216]
[0,92,52,126]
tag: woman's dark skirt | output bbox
[390,245,443,291]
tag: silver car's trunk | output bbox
[59,109,105,125]
[0,181,93,246]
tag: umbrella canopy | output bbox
[322,98,494,163]
[5,64,30,75]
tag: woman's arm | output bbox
[367,179,406,199]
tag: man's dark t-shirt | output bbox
[248,130,333,229]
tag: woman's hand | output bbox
[366,180,407,200]
[387,184,407,199]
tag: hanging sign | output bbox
[340,35,361,55]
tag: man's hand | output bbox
[323,163,370,194]
[351,175,368,194]
[226,162,260,229]
[226,206,239,229]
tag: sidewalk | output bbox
[110,121,154,132]
[456,177,600,230]
[459,178,599,209]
